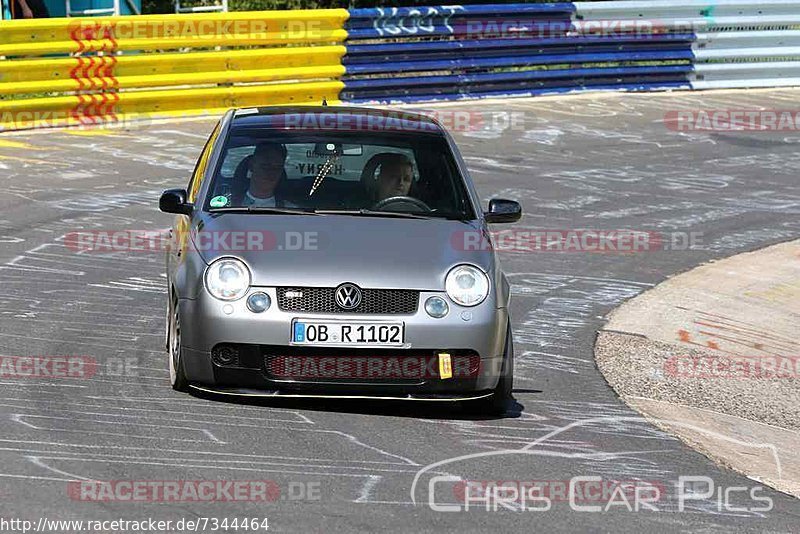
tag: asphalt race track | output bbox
[1,89,800,532]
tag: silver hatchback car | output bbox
[160,106,522,414]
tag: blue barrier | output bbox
[344,50,693,76]
[346,3,575,39]
[342,2,696,104]
[343,65,693,93]
[345,33,696,58]
[347,81,692,104]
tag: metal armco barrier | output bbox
[342,2,693,103]
[575,0,800,91]
[1,1,799,131]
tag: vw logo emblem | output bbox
[335,283,362,310]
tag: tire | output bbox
[467,322,514,416]
[167,291,189,392]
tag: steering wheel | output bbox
[372,196,432,212]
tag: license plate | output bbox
[291,320,404,346]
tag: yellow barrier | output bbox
[0,10,349,54]
[0,9,350,131]
[0,46,347,95]
[0,81,345,131]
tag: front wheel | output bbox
[167,292,188,392]
[467,322,513,416]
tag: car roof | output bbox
[229,105,447,134]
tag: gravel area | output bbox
[596,331,800,431]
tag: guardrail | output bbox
[1,1,799,131]
[342,3,693,103]
[0,10,348,130]
[576,0,800,91]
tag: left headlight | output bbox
[445,264,489,307]
[204,257,251,301]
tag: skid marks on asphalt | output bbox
[0,389,426,505]
[1,121,210,177]
[0,233,433,507]
[508,272,651,376]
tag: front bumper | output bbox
[179,287,508,395]
[188,385,495,402]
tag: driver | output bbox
[244,142,296,208]
[375,154,414,201]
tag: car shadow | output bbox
[187,388,540,421]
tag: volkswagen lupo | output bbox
[160,106,522,414]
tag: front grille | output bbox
[276,287,418,314]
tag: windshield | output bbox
[203,129,476,220]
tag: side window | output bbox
[207,145,254,200]
[219,146,254,180]
[187,123,221,203]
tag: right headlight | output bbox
[204,257,251,301]
[445,264,489,307]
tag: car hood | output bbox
[192,214,493,290]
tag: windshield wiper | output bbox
[247,206,320,215]
[314,209,433,219]
[208,206,320,215]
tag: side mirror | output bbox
[484,198,522,223]
[159,188,193,216]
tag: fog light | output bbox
[425,296,449,318]
[211,345,238,367]
[247,292,271,313]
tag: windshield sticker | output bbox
[210,195,229,208]
[297,163,344,176]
